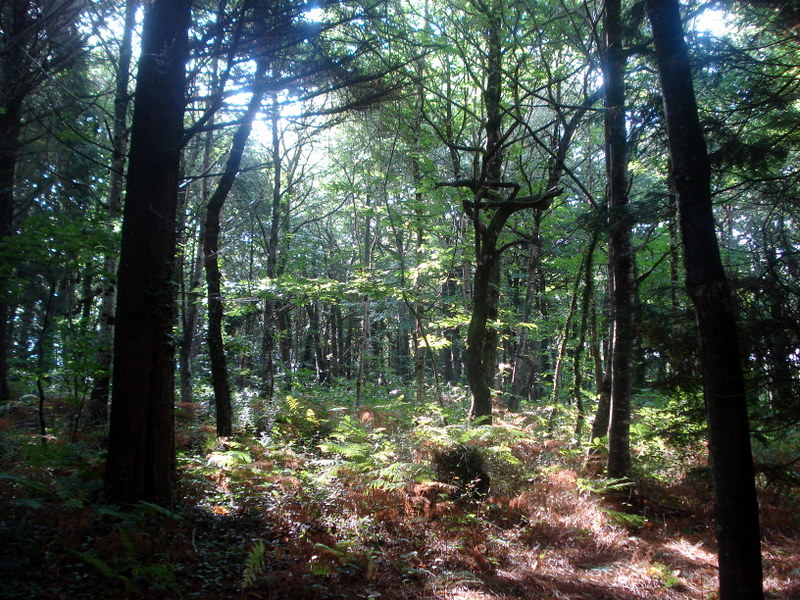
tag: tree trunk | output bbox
[261,96,286,401]
[0,94,23,403]
[466,12,504,425]
[308,302,329,383]
[603,0,634,479]
[572,233,598,440]
[645,1,764,598]
[103,0,191,506]
[179,207,206,405]
[510,212,543,408]
[204,60,268,437]
[466,252,500,424]
[589,309,612,446]
[88,0,137,426]
[0,0,31,403]
[550,267,581,408]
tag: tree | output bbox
[431,0,596,424]
[103,0,192,506]
[645,0,764,598]
[0,0,86,402]
[88,0,137,426]
[603,0,634,479]
[203,59,269,437]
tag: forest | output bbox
[0,0,799,598]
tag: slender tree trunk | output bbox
[261,96,285,401]
[551,267,582,408]
[308,302,329,383]
[603,0,634,479]
[204,60,268,437]
[572,233,598,439]
[88,0,137,426]
[103,0,191,506]
[666,186,686,383]
[179,208,206,405]
[645,1,764,598]
[510,213,543,408]
[589,308,612,446]
[355,293,371,407]
[765,249,795,416]
[35,276,58,442]
[397,301,411,378]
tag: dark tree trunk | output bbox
[466,251,501,424]
[0,0,31,403]
[572,233,598,439]
[603,0,634,479]
[465,12,504,425]
[203,60,268,437]
[645,1,764,598]
[103,0,191,506]
[0,95,22,403]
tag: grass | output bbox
[0,389,799,600]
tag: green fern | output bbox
[242,540,266,588]
[69,549,135,592]
[601,507,647,529]
[577,476,634,495]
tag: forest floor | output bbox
[1,393,799,600]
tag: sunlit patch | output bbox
[303,7,325,22]
[664,538,716,564]
[693,8,731,36]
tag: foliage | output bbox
[3,0,800,597]
[241,539,266,588]
[2,386,800,599]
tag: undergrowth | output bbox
[1,384,799,599]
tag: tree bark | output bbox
[103,0,191,506]
[603,0,634,480]
[572,232,598,440]
[645,1,764,598]
[466,11,504,425]
[0,1,35,402]
[0,89,23,404]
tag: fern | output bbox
[577,476,634,495]
[69,549,135,592]
[132,564,179,593]
[318,440,371,460]
[242,540,266,588]
[0,472,49,493]
[368,462,433,489]
[207,449,252,468]
[601,507,647,529]
[135,500,184,521]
